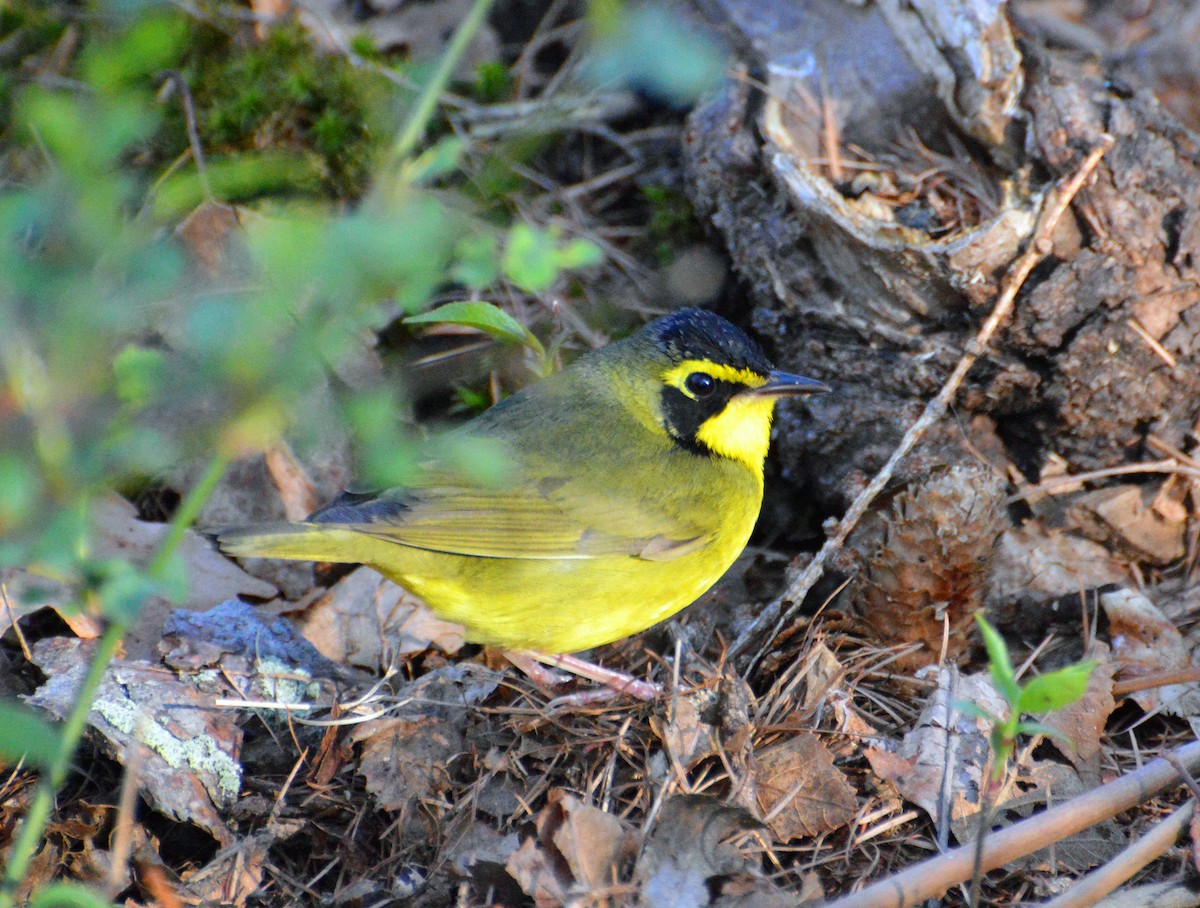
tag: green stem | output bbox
[147,454,229,579]
[0,622,126,907]
[0,455,229,907]
[387,0,496,168]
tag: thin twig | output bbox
[732,136,1114,672]
[1010,458,1200,503]
[825,738,1200,908]
[1114,668,1200,697]
[160,71,211,201]
[1041,800,1195,908]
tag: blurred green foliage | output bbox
[0,0,724,899]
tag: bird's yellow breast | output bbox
[384,477,761,653]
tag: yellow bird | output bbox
[216,308,826,692]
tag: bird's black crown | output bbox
[650,308,773,374]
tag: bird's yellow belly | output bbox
[379,528,749,653]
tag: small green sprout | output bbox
[959,613,1098,781]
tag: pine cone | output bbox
[839,464,1007,670]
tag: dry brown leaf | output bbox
[752,731,857,841]
[0,568,102,641]
[298,0,499,79]
[635,795,771,907]
[351,715,464,812]
[443,821,522,885]
[1103,587,1200,722]
[506,836,570,908]
[177,832,276,905]
[174,201,245,279]
[866,668,1005,834]
[1191,808,1200,873]
[711,874,797,908]
[294,567,465,671]
[1042,643,1116,773]
[550,793,628,890]
[652,689,720,769]
[799,641,845,717]
[28,637,241,844]
[1069,484,1186,565]
[95,493,278,609]
[506,791,632,907]
[651,663,754,770]
[987,521,1127,602]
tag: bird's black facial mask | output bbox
[659,370,747,454]
[649,309,827,467]
[649,309,775,459]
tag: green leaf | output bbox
[152,152,315,219]
[502,223,559,292]
[402,136,465,184]
[83,15,187,91]
[976,614,1020,706]
[557,238,603,270]
[92,559,160,623]
[951,699,998,725]
[450,233,501,289]
[1015,721,1070,742]
[0,454,40,530]
[584,2,724,105]
[0,701,61,771]
[1017,661,1099,714]
[30,882,116,908]
[404,301,531,346]
[113,344,165,408]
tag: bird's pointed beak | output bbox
[750,370,830,398]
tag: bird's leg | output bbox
[502,650,574,690]
[507,649,661,701]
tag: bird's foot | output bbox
[505,649,661,701]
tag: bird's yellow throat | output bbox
[661,359,775,476]
[694,394,775,477]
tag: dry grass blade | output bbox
[732,136,1115,672]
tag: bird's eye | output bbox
[685,372,716,397]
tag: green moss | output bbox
[175,16,395,199]
[643,183,701,264]
[0,5,71,133]
[471,61,512,104]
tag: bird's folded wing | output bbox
[313,481,710,562]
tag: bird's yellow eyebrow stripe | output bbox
[662,360,767,396]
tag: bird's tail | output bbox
[214,522,370,564]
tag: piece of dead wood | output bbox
[823,738,1200,908]
[734,136,1113,671]
[262,442,322,521]
[27,637,242,845]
